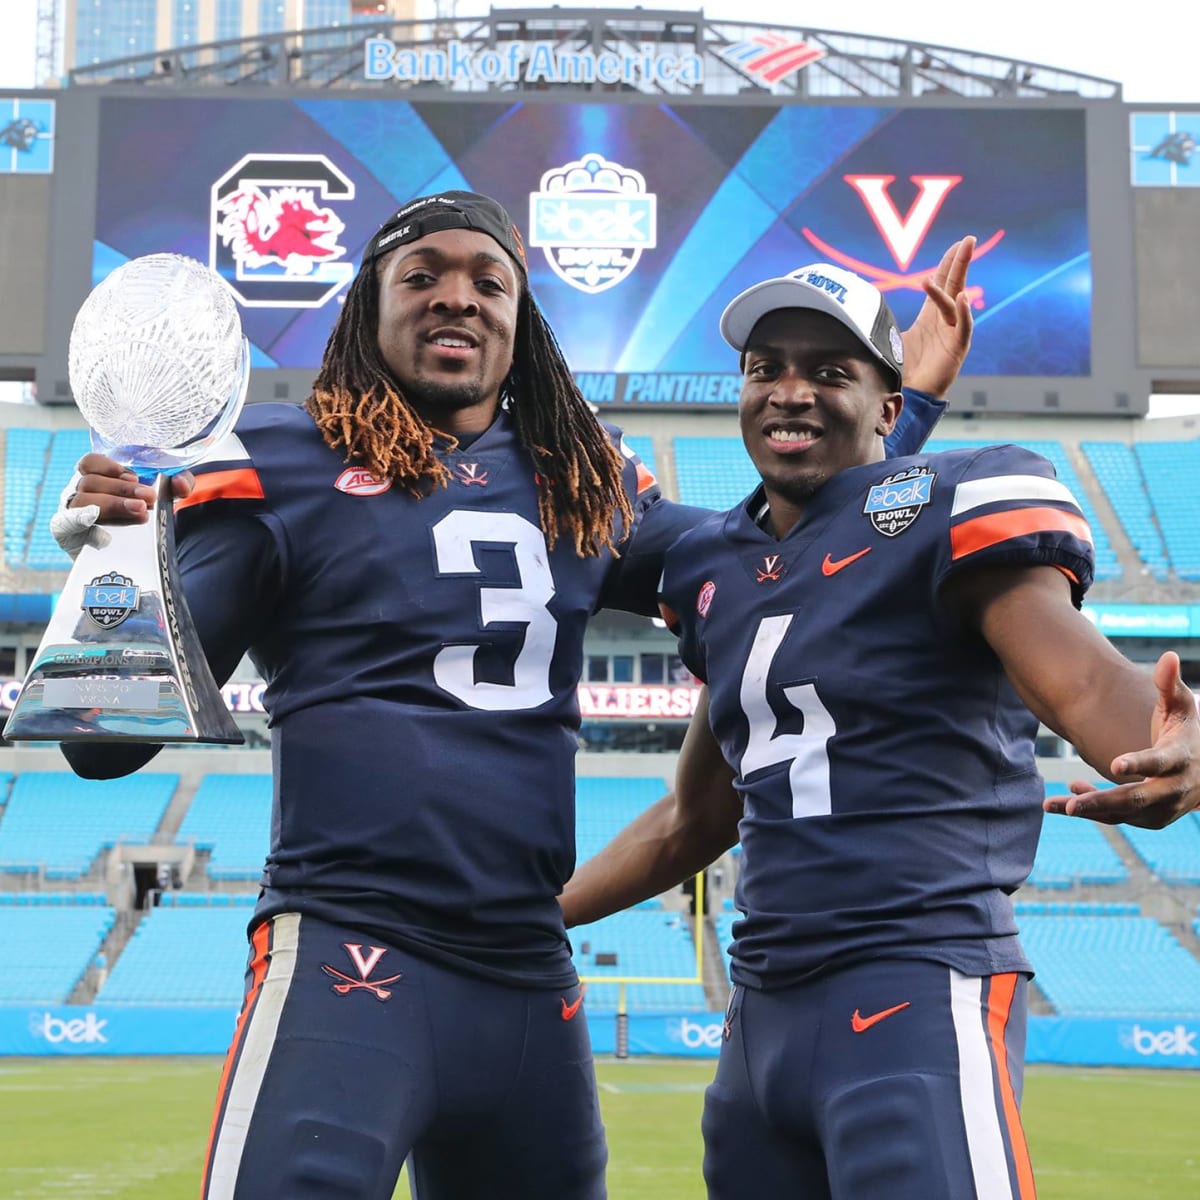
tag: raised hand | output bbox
[899,235,976,399]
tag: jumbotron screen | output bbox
[93,97,1089,389]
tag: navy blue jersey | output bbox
[660,445,1095,989]
[61,388,944,990]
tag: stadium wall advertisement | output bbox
[3,1006,1199,1067]
[89,96,1091,389]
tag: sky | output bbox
[1,0,1198,99]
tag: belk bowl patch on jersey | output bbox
[863,467,936,537]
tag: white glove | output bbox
[50,504,103,560]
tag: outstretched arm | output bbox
[560,688,742,927]
[948,564,1200,830]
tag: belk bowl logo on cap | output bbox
[529,153,656,294]
[863,467,935,537]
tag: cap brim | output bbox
[719,277,862,352]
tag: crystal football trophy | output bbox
[3,254,249,743]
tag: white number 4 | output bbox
[738,614,835,819]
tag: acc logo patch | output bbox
[529,152,656,294]
[696,580,716,617]
[82,572,140,630]
[863,467,936,536]
[334,468,392,497]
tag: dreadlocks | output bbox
[308,260,634,558]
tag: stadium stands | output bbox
[621,434,657,478]
[175,773,272,881]
[572,908,708,1012]
[1027,801,1129,887]
[0,771,179,878]
[1018,914,1200,1017]
[3,427,51,569]
[1118,813,1200,884]
[575,776,667,864]
[1080,441,1170,581]
[2,427,87,571]
[672,437,759,509]
[97,905,250,1005]
[1133,441,1200,579]
[0,903,116,1002]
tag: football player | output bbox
[48,196,975,1199]
[561,263,1200,1199]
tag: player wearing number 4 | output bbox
[561,264,1200,1200]
[52,193,974,1200]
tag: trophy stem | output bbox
[2,475,244,745]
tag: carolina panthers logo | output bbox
[210,154,355,309]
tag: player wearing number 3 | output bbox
[54,194,975,1199]
[561,264,1200,1199]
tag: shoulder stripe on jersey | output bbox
[951,474,1080,518]
[636,462,657,496]
[175,466,265,512]
[951,506,1092,561]
[194,432,250,469]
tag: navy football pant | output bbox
[703,959,1036,1200]
[202,912,606,1199]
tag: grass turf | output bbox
[0,1057,1196,1197]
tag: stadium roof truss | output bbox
[67,6,1121,100]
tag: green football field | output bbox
[0,1057,1197,1198]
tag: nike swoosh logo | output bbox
[822,548,872,576]
[561,993,584,1021]
[851,1001,911,1033]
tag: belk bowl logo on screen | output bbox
[211,153,355,309]
[863,467,936,537]
[529,153,656,294]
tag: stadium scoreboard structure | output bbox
[2,8,1200,416]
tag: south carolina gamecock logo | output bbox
[211,153,355,309]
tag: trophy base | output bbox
[3,477,244,746]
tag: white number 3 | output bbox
[738,614,835,818]
[431,510,557,712]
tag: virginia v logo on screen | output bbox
[801,175,1002,303]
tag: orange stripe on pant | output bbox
[950,506,1092,561]
[987,972,1038,1200]
[201,919,272,1197]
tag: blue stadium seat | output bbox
[176,774,272,881]
[0,771,178,878]
[1080,441,1169,580]
[672,437,759,509]
[1028,808,1128,888]
[98,906,249,1005]
[1020,914,1200,1017]
[1118,813,1200,884]
[621,435,657,479]
[575,776,669,865]
[1133,442,1200,579]
[4,427,51,569]
[25,429,91,569]
[0,905,116,1002]
[572,909,707,1012]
